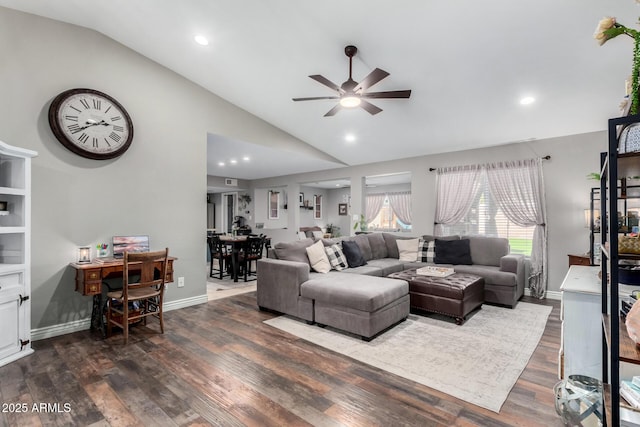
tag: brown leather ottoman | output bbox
[387,269,484,325]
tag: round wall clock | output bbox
[48,88,134,160]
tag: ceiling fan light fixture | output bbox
[340,96,361,108]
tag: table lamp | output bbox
[77,246,91,263]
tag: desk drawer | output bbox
[0,271,24,294]
[76,268,102,296]
[83,282,101,295]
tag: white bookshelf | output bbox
[0,140,37,368]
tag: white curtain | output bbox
[365,193,386,223]
[387,191,412,225]
[434,165,482,236]
[486,159,547,298]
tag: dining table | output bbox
[218,234,248,282]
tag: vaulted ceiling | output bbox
[1,0,637,179]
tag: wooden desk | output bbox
[70,256,177,335]
[70,257,176,296]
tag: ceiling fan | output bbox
[292,45,411,117]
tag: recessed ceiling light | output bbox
[218,162,225,166]
[242,156,250,161]
[335,184,341,187]
[194,35,209,46]
[230,159,237,164]
[520,96,535,105]
[345,133,356,142]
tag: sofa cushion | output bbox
[453,264,516,287]
[325,243,348,271]
[301,275,408,312]
[353,234,374,261]
[422,234,460,242]
[306,240,331,273]
[382,233,415,259]
[342,240,367,267]
[274,238,314,265]
[397,238,419,262]
[340,265,384,276]
[462,235,509,267]
[367,233,388,259]
[418,239,435,263]
[435,239,472,265]
[366,258,406,276]
[322,237,343,247]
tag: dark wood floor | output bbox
[0,294,563,427]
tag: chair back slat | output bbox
[123,249,169,296]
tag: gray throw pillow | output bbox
[434,238,472,265]
[341,240,367,267]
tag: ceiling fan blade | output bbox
[360,100,383,115]
[353,68,390,92]
[324,104,343,117]
[361,90,412,99]
[309,75,344,94]
[292,96,340,101]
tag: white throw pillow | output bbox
[312,230,324,240]
[396,238,420,262]
[306,240,331,273]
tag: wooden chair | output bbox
[239,235,265,281]
[106,248,169,344]
[208,234,231,279]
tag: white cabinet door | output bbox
[0,288,23,363]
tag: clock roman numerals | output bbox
[111,115,122,122]
[113,125,124,132]
[64,115,78,122]
[78,133,89,144]
[67,124,82,134]
[109,132,122,142]
[79,99,90,109]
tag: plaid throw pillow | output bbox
[325,243,348,271]
[418,239,435,263]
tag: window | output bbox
[268,191,280,219]
[440,176,534,255]
[367,196,412,231]
[313,194,322,219]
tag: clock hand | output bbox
[79,119,111,130]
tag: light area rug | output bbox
[264,301,552,413]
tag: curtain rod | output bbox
[428,155,551,172]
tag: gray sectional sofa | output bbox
[257,232,526,338]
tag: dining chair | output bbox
[105,248,169,344]
[208,234,231,279]
[239,235,265,281]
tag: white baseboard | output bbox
[31,294,208,341]
[525,288,562,300]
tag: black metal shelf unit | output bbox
[600,114,640,427]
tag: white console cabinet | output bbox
[0,141,37,368]
[560,265,603,380]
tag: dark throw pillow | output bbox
[341,240,367,268]
[434,238,473,265]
